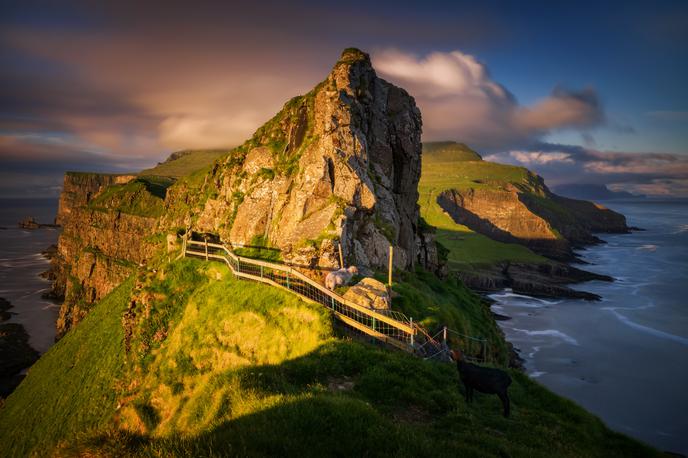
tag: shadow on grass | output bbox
[61,340,657,457]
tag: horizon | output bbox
[1,1,687,198]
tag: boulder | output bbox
[343,277,391,310]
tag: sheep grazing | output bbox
[325,266,358,290]
[450,349,512,418]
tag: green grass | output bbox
[390,269,510,363]
[0,278,135,457]
[423,141,483,162]
[140,150,229,178]
[0,258,656,457]
[89,176,174,218]
[419,142,548,267]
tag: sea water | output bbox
[490,199,688,454]
[0,198,60,353]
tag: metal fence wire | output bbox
[183,236,489,362]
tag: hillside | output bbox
[419,141,626,299]
[0,258,657,457]
[139,149,228,178]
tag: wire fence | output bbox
[183,235,490,363]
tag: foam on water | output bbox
[604,308,688,346]
[512,328,580,346]
[637,244,658,252]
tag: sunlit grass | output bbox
[1,257,658,457]
[418,143,548,266]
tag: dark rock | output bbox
[18,217,40,229]
[0,298,13,322]
[0,299,40,399]
[456,261,610,301]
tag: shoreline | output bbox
[486,205,688,456]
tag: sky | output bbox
[1,0,687,198]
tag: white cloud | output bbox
[373,49,604,149]
[509,151,574,165]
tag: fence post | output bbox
[286,270,290,289]
[260,265,264,278]
[204,239,208,261]
[182,231,188,257]
[338,242,344,269]
[388,245,393,287]
[442,326,447,345]
[409,317,414,348]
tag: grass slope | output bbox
[140,150,228,178]
[420,142,547,268]
[0,278,134,457]
[89,176,174,218]
[0,258,656,457]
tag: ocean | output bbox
[490,199,688,454]
[0,198,60,353]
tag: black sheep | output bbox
[450,349,512,417]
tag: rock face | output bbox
[50,173,157,338]
[165,48,433,272]
[56,172,136,226]
[438,180,628,261]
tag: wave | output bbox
[489,291,562,307]
[512,328,580,346]
[636,244,658,252]
[605,309,688,346]
[673,224,688,234]
[529,371,546,378]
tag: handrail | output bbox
[186,240,415,334]
[184,236,490,362]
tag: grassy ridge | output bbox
[139,150,228,178]
[0,258,657,456]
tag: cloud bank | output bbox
[373,49,604,149]
[484,144,688,196]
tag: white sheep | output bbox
[325,266,358,290]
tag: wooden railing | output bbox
[184,239,417,352]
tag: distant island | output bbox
[553,183,644,201]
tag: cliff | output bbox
[419,141,629,298]
[50,173,163,338]
[437,183,629,262]
[48,49,440,337]
[55,172,136,225]
[163,48,436,272]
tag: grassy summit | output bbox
[0,258,656,457]
[140,150,228,178]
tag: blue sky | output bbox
[1,0,686,196]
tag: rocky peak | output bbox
[168,48,432,272]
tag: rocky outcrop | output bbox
[48,48,439,338]
[50,173,157,339]
[0,298,39,399]
[455,262,612,300]
[56,172,136,226]
[437,182,629,261]
[164,48,435,273]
